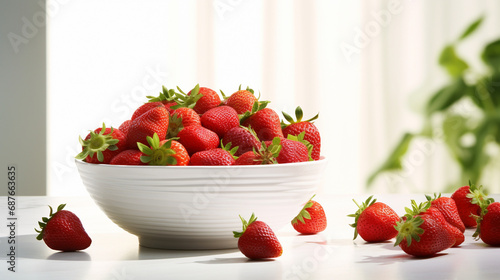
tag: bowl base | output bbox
[138,236,238,250]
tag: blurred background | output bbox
[1,0,500,196]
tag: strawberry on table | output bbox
[35,204,92,251]
[177,125,219,155]
[222,126,262,156]
[394,213,455,257]
[138,133,190,166]
[233,213,283,259]
[473,201,500,246]
[291,195,327,234]
[348,196,399,242]
[426,193,465,232]
[126,106,170,149]
[76,123,125,164]
[110,150,145,165]
[451,182,489,227]
[282,106,321,160]
[201,105,240,138]
[405,200,464,247]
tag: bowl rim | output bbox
[75,157,327,169]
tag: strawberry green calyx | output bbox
[348,195,377,240]
[287,131,314,161]
[35,204,66,240]
[138,133,177,165]
[404,200,431,216]
[256,137,281,164]
[167,112,184,138]
[394,215,425,247]
[76,123,119,162]
[147,85,177,103]
[425,193,442,202]
[233,213,258,238]
[220,85,256,100]
[466,181,494,211]
[239,100,269,123]
[281,106,319,129]
[221,141,239,160]
[292,194,316,225]
[171,84,203,110]
[469,181,495,240]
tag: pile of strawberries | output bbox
[76,84,321,166]
[349,182,500,257]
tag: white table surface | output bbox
[1,193,499,280]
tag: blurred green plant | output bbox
[368,16,500,191]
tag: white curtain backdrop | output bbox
[47,0,360,196]
[47,0,500,196]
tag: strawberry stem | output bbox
[233,213,258,238]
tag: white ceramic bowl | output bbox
[76,158,327,250]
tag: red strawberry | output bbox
[406,201,464,247]
[126,106,170,149]
[348,196,399,242]
[177,126,219,155]
[189,143,237,166]
[35,204,92,251]
[451,183,489,227]
[234,138,281,165]
[175,84,221,114]
[394,213,455,257]
[76,123,125,164]
[131,102,165,120]
[276,136,310,164]
[234,151,263,165]
[241,105,283,141]
[291,195,327,234]
[110,150,145,165]
[119,120,131,137]
[221,86,269,114]
[233,213,283,259]
[426,193,465,232]
[201,106,240,138]
[473,201,500,246]
[222,126,262,156]
[282,106,321,160]
[138,133,190,166]
[167,107,201,138]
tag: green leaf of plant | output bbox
[458,16,484,41]
[482,39,500,73]
[425,77,468,115]
[439,45,469,78]
[366,133,414,187]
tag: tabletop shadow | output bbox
[195,257,276,264]
[357,252,447,265]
